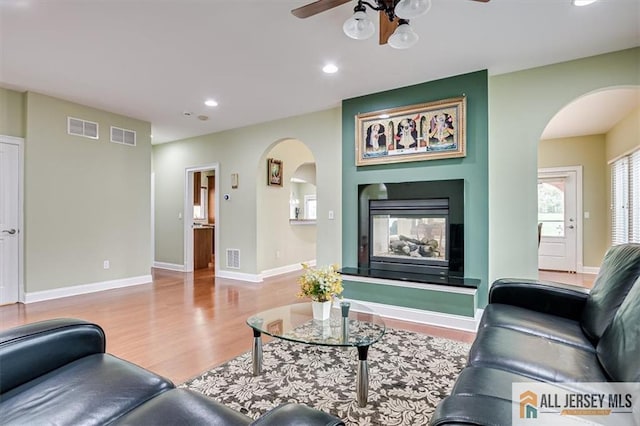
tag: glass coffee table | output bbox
[247,301,385,407]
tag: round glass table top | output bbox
[247,301,386,347]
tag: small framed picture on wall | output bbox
[267,158,283,186]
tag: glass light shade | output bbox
[394,0,431,19]
[343,10,375,40]
[572,0,597,5]
[388,22,419,49]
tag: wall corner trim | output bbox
[24,274,152,303]
[347,298,482,332]
[216,270,262,283]
[153,262,186,272]
[260,260,316,279]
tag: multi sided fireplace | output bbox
[358,179,464,278]
[369,199,449,275]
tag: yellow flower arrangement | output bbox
[297,263,343,303]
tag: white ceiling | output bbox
[1,0,638,144]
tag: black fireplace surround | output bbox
[356,179,465,280]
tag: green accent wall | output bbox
[343,279,475,317]
[341,70,489,312]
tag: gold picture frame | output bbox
[355,96,466,166]
[267,158,283,186]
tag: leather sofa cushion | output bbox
[596,277,640,382]
[0,353,173,426]
[467,326,608,383]
[112,388,252,426]
[581,243,640,343]
[479,304,594,351]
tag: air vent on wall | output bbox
[226,249,240,269]
[67,117,99,139]
[110,126,136,146]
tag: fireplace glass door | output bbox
[369,199,449,275]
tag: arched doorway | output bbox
[536,86,639,285]
[257,139,317,276]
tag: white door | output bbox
[538,169,578,272]
[0,138,21,304]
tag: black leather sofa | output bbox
[430,243,640,425]
[0,318,344,426]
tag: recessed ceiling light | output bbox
[204,99,218,107]
[322,64,339,74]
[572,0,597,6]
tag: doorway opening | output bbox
[184,163,219,273]
[0,135,24,305]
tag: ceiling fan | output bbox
[292,0,489,49]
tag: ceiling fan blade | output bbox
[379,12,399,45]
[470,0,490,2]
[291,0,352,19]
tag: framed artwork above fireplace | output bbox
[355,96,466,166]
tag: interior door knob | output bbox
[2,229,17,235]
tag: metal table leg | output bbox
[356,345,369,407]
[252,328,262,376]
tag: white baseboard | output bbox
[216,270,262,283]
[347,299,481,332]
[153,261,185,272]
[581,266,600,275]
[25,275,152,303]
[260,260,316,279]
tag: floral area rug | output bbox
[181,328,470,425]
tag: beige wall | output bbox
[24,92,152,294]
[153,108,342,276]
[605,107,640,245]
[0,87,25,137]
[539,135,608,267]
[606,107,639,160]
[257,139,316,272]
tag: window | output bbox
[304,195,317,220]
[611,148,640,245]
[538,180,566,237]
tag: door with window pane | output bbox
[538,170,578,272]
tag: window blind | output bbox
[611,148,640,245]
[630,149,640,243]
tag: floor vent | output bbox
[226,249,240,269]
[68,117,99,139]
[110,126,136,146]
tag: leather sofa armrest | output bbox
[0,318,106,393]
[489,278,589,320]
[429,394,513,426]
[250,403,345,426]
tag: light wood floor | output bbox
[538,270,597,289]
[0,268,476,384]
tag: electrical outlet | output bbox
[103,260,110,269]
[276,250,281,259]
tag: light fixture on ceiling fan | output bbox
[342,0,430,49]
[292,0,489,49]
